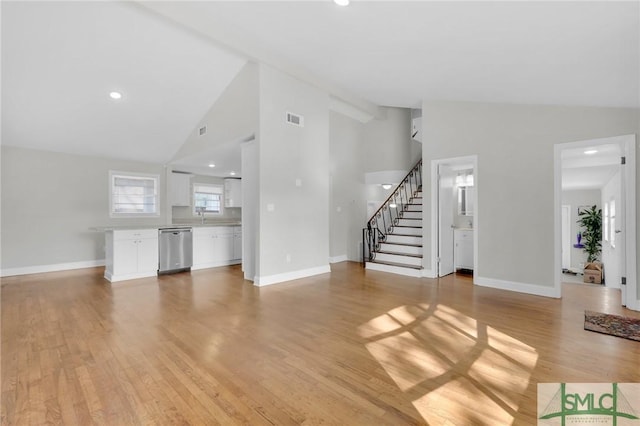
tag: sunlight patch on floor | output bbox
[360,304,538,425]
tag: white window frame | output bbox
[193,183,224,216]
[109,171,160,218]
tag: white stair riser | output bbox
[375,252,422,266]
[385,235,422,245]
[405,205,422,212]
[401,211,422,219]
[393,227,422,236]
[397,219,422,227]
[379,243,422,255]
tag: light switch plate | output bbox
[267,203,275,212]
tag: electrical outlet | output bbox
[286,254,291,263]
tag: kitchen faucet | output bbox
[196,206,206,224]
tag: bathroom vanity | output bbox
[454,228,474,271]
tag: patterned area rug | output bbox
[584,310,640,342]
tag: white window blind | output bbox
[110,172,159,216]
[193,184,223,215]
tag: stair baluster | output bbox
[362,159,423,271]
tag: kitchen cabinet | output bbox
[454,229,474,271]
[233,226,242,260]
[170,172,192,206]
[105,229,158,282]
[192,226,241,270]
[224,178,242,208]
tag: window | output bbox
[193,184,223,215]
[110,171,159,217]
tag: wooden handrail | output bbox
[366,158,422,223]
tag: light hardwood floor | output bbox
[2,262,639,425]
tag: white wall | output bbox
[0,145,168,272]
[363,107,412,173]
[562,189,601,270]
[329,111,365,261]
[171,62,259,162]
[422,101,639,296]
[256,64,330,282]
[329,107,416,263]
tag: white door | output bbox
[438,164,455,277]
[561,205,571,270]
[601,166,624,300]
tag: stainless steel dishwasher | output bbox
[158,228,193,274]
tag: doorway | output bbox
[431,156,478,279]
[554,135,637,309]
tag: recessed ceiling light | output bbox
[229,171,236,176]
[334,0,349,6]
[584,149,598,155]
[208,163,215,168]
[109,91,122,100]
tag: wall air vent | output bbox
[286,112,304,127]
[199,125,207,136]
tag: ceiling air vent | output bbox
[286,112,304,127]
[199,125,207,136]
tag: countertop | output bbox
[91,222,241,232]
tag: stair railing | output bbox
[363,159,422,263]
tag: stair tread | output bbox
[369,260,423,270]
[393,225,422,229]
[381,242,423,248]
[389,233,423,237]
[377,250,422,258]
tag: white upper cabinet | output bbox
[224,178,242,208]
[170,172,192,206]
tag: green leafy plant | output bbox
[577,205,602,263]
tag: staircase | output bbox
[364,160,423,277]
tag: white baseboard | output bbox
[254,265,331,287]
[329,255,348,264]
[0,260,106,278]
[191,259,241,271]
[421,269,437,278]
[475,275,561,298]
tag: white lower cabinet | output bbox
[105,229,158,282]
[454,229,474,270]
[105,226,242,282]
[233,226,242,260]
[192,226,241,270]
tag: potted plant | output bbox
[577,205,603,283]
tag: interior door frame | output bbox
[553,134,637,310]
[437,163,455,277]
[561,205,571,270]
[430,155,478,281]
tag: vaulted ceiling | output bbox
[2,1,639,168]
